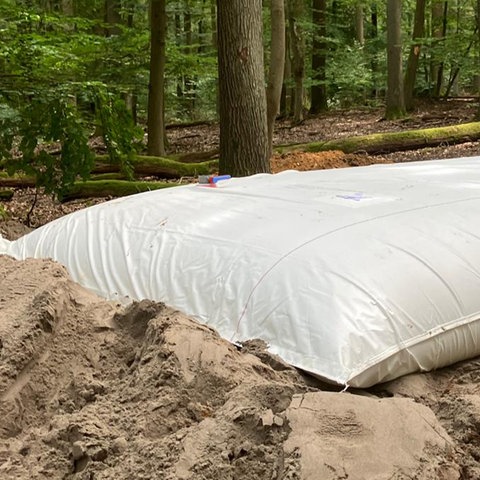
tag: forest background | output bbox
[1,0,480,205]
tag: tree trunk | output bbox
[184,0,196,114]
[289,0,306,123]
[404,0,426,111]
[280,6,292,118]
[370,3,379,98]
[477,0,480,118]
[355,1,364,45]
[266,0,286,159]
[216,0,269,176]
[147,0,167,157]
[433,1,448,97]
[310,0,328,114]
[385,0,406,119]
[175,11,184,102]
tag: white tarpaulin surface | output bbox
[2,157,480,388]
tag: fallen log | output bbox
[0,173,36,188]
[60,179,177,202]
[277,121,480,155]
[94,155,218,177]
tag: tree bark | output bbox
[310,0,328,114]
[404,0,426,111]
[385,0,406,119]
[147,0,167,157]
[216,0,269,176]
[266,0,286,159]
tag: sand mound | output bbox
[1,255,479,479]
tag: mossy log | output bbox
[277,122,480,155]
[60,179,176,202]
[0,172,36,188]
[94,155,218,177]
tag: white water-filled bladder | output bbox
[3,157,480,388]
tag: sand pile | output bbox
[1,254,480,479]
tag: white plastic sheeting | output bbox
[2,157,480,388]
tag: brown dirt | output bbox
[0,255,474,479]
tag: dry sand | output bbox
[0,253,479,479]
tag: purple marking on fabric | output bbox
[336,192,367,202]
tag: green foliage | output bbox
[326,43,373,107]
[92,85,144,177]
[0,89,94,197]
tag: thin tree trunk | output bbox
[370,3,378,98]
[310,0,328,114]
[217,0,269,176]
[355,1,364,45]
[280,13,292,117]
[175,12,184,102]
[386,0,406,119]
[289,0,305,123]
[404,0,426,111]
[477,0,480,118]
[147,0,167,157]
[184,0,196,113]
[266,0,286,159]
[434,2,448,97]
[430,0,444,96]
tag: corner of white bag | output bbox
[0,234,11,254]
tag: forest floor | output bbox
[1,98,480,230]
[1,100,480,479]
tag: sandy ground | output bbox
[1,254,480,479]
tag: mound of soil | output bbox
[1,255,479,479]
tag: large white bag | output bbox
[2,157,480,388]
